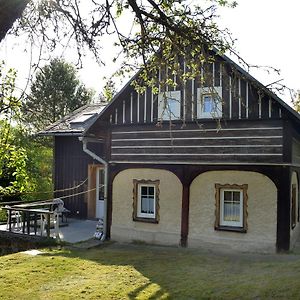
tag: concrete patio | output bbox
[0,218,100,244]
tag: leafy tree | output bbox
[0,1,244,91]
[0,62,52,202]
[99,78,117,102]
[293,91,300,112]
[23,58,94,131]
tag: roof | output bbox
[38,103,107,136]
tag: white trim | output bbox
[220,188,243,227]
[112,144,283,149]
[269,99,272,118]
[151,91,154,122]
[192,78,195,119]
[246,82,249,118]
[130,93,133,123]
[144,92,147,123]
[115,108,118,125]
[183,59,186,120]
[112,127,283,135]
[137,93,140,123]
[122,100,125,123]
[158,67,161,93]
[229,77,232,119]
[258,96,262,119]
[174,71,176,91]
[112,135,282,142]
[212,62,215,86]
[110,160,293,166]
[111,153,282,156]
[238,78,241,119]
[137,183,156,219]
[220,63,222,87]
[166,67,169,92]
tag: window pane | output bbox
[223,191,241,222]
[141,197,154,214]
[141,186,147,195]
[224,191,232,201]
[148,186,155,196]
[203,96,213,113]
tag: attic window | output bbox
[197,87,222,119]
[158,91,181,120]
[70,113,96,123]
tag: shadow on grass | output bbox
[36,242,300,299]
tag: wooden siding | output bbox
[110,120,283,164]
[292,138,300,165]
[54,136,104,218]
[104,61,284,128]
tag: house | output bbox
[40,53,300,253]
[39,103,107,219]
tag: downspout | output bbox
[79,137,108,241]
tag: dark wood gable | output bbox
[97,60,284,127]
[86,52,300,166]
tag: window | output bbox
[158,91,181,120]
[197,87,222,119]
[133,179,160,223]
[215,184,248,232]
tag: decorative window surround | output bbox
[158,91,181,121]
[197,87,222,119]
[215,183,248,232]
[133,179,160,223]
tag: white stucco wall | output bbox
[111,168,182,246]
[290,171,300,248]
[189,171,277,253]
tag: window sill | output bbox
[133,217,158,224]
[215,226,247,233]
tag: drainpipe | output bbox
[79,137,108,241]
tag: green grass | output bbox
[1,243,300,299]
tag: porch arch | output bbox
[189,170,277,252]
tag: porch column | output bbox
[276,166,291,251]
[180,182,190,247]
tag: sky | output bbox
[0,0,299,105]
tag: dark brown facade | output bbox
[54,136,104,218]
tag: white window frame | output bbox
[158,91,181,121]
[197,86,222,119]
[137,183,156,219]
[220,188,243,228]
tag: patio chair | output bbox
[5,206,22,230]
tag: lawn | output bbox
[1,243,300,299]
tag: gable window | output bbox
[158,91,181,120]
[197,87,222,119]
[133,179,159,223]
[215,184,248,232]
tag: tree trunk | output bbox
[0,0,30,42]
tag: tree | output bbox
[0,1,244,91]
[0,62,53,201]
[293,91,300,112]
[23,58,94,131]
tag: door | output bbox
[96,167,105,219]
